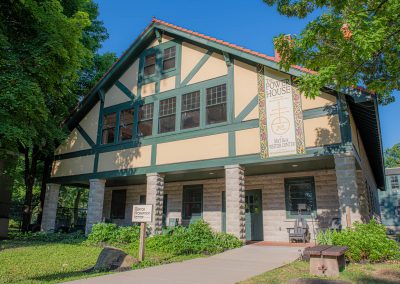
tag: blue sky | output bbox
[94,0,399,150]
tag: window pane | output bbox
[144,65,155,76]
[139,103,153,137]
[206,103,226,125]
[163,58,175,70]
[285,178,316,216]
[181,110,200,129]
[144,54,156,76]
[119,109,133,141]
[159,115,176,133]
[181,91,200,129]
[163,46,176,71]
[182,185,203,220]
[206,84,227,125]
[159,98,176,133]
[182,91,200,111]
[102,113,116,144]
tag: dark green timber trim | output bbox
[151,144,157,166]
[228,132,236,157]
[227,57,234,123]
[76,125,95,148]
[235,95,258,122]
[49,143,349,184]
[180,50,213,87]
[115,80,135,99]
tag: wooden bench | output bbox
[303,245,348,277]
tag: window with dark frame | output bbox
[139,195,146,205]
[181,91,200,129]
[111,190,126,219]
[144,53,156,76]
[390,176,399,191]
[138,103,154,137]
[102,113,116,144]
[206,84,227,125]
[159,97,176,133]
[162,46,176,71]
[182,185,203,220]
[285,177,316,217]
[119,109,134,142]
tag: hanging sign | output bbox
[257,65,305,158]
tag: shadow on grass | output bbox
[29,270,108,283]
[0,238,86,250]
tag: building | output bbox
[379,167,400,233]
[41,19,384,242]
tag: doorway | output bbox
[245,189,263,241]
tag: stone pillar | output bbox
[334,154,362,228]
[225,165,246,241]
[85,179,106,235]
[41,183,60,232]
[146,173,164,234]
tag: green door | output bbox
[245,189,263,241]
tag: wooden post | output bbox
[346,207,351,228]
[138,222,146,261]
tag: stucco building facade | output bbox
[42,19,384,242]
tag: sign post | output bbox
[132,204,153,262]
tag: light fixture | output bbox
[292,164,299,168]
[209,172,215,175]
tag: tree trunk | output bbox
[37,157,52,225]
[73,189,82,227]
[21,147,38,232]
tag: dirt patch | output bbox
[373,268,400,282]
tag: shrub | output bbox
[317,220,400,262]
[316,229,334,245]
[86,223,140,245]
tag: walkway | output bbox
[67,245,301,284]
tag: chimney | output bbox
[274,34,292,61]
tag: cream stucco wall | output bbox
[97,145,152,172]
[141,82,156,98]
[159,76,176,93]
[55,128,91,155]
[79,101,100,143]
[119,59,139,95]
[147,34,174,49]
[301,92,336,110]
[104,84,131,108]
[234,60,258,119]
[51,155,95,177]
[180,42,207,82]
[156,133,229,165]
[188,53,227,85]
[235,128,260,156]
[304,115,341,147]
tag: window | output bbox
[139,195,146,205]
[159,97,176,133]
[285,177,316,217]
[390,176,399,191]
[138,103,153,137]
[206,84,227,125]
[181,91,200,129]
[111,190,126,219]
[162,46,176,71]
[144,54,156,76]
[182,185,203,220]
[102,113,116,144]
[119,109,134,142]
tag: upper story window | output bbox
[159,97,176,133]
[139,103,154,137]
[206,84,227,125]
[162,46,176,71]
[102,113,116,144]
[144,54,156,76]
[181,91,200,129]
[119,109,134,142]
[390,176,399,191]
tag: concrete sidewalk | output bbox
[67,245,302,284]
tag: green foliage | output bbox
[385,143,400,168]
[86,223,141,245]
[148,220,243,255]
[263,0,399,104]
[316,220,400,262]
[9,231,85,243]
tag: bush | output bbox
[316,229,334,245]
[147,220,242,255]
[316,220,400,262]
[86,223,140,245]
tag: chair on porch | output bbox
[287,215,310,243]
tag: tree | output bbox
[385,143,400,168]
[263,0,399,104]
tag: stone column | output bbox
[41,183,60,232]
[334,153,362,228]
[146,173,164,235]
[225,165,246,241]
[85,179,106,235]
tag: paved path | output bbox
[67,245,302,284]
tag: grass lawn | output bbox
[240,260,400,284]
[0,237,203,283]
